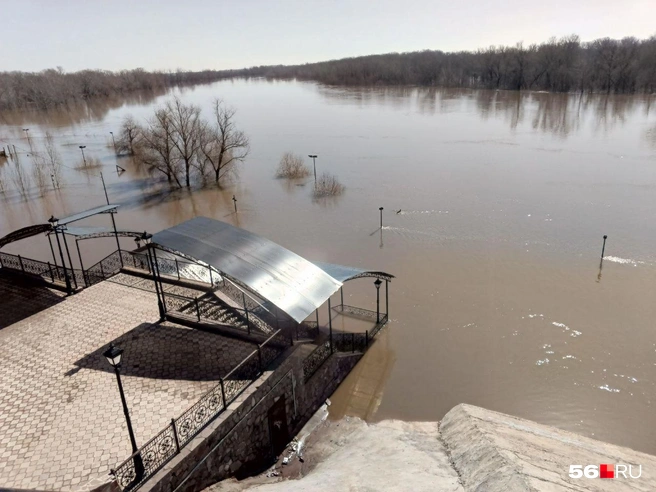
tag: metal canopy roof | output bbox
[313,261,394,282]
[152,217,343,323]
[58,204,119,226]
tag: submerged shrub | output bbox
[313,172,345,197]
[276,152,311,179]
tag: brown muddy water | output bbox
[1,80,656,453]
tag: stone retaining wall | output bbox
[142,345,362,492]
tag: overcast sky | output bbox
[4,0,655,72]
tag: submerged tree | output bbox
[135,97,249,188]
[116,115,142,155]
[43,132,62,188]
[138,108,183,187]
[166,98,202,187]
[198,99,250,185]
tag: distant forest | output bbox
[238,35,656,94]
[1,35,654,111]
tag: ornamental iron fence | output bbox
[112,329,286,491]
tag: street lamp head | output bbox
[47,215,59,228]
[109,131,113,135]
[103,344,123,368]
[141,231,153,244]
[79,145,86,149]
[308,154,317,158]
[374,279,382,290]
[134,237,142,248]
[23,128,29,131]
[379,207,384,211]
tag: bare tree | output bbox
[116,115,142,155]
[43,132,62,187]
[198,99,250,185]
[30,153,49,196]
[166,98,202,187]
[10,160,30,198]
[138,108,183,187]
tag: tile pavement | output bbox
[0,274,257,491]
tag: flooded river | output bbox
[1,80,656,453]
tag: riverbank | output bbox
[208,403,656,491]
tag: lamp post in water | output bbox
[79,145,87,166]
[308,154,318,182]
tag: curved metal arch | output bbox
[342,272,395,282]
[66,231,145,241]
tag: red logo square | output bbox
[600,464,614,479]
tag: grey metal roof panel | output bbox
[58,204,119,225]
[152,217,342,323]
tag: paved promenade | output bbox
[0,273,255,491]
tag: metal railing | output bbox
[112,329,287,491]
[302,314,389,382]
[0,251,79,288]
[163,290,279,337]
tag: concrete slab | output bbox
[0,275,257,491]
[441,404,656,491]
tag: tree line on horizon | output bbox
[1,35,654,111]
[244,35,656,94]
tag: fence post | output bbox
[175,259,180,280]
[257,346,263,373]
[47,262,54,281]
[220,378,227,408]
[171,419,181,454]
[17,255,24,272]
[209,267,213,286]
[132,254,137,268]
[245,309,251,335]
[195,298,201,322]
[100,261,105,278]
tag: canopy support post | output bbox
[75,239,87,286]
[47,234,57,267]
[147,246,165,319]
[385,279,389,318]
[62,233,78,290]
[328,298,333,354]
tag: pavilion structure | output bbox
[144,217,393,346]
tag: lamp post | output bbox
[308,154,318,182]
[79,145,87,166]
[374,279,382,324]
[48,216,72,294]
[379,207,384,229]
[103,344,144,481]
[109,131,117,152]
